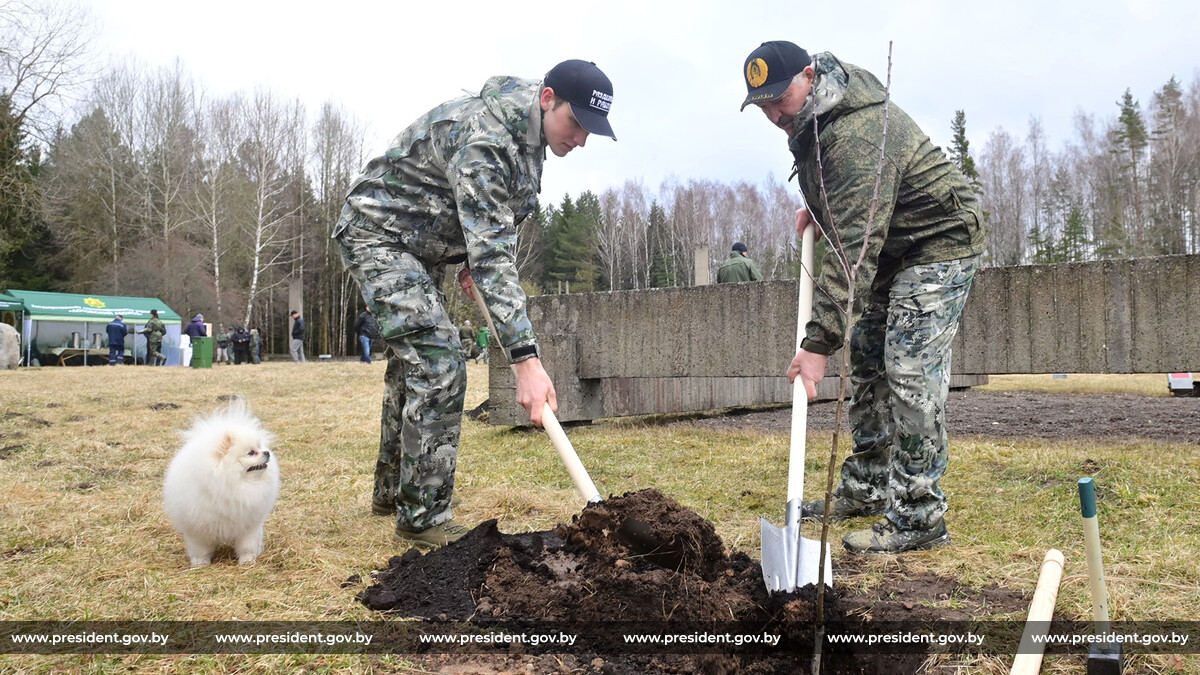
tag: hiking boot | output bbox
[800,496,884,522]
[842,517,950,554]
[395,520,470,548]
[372,495,461,516]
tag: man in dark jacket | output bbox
[354,307,381,364]
[289,310,306,363]
[106,315,128,365]
[230,326,252,365]
[742,41,986,554]
[184,314,207,338]
[716,242,764,283]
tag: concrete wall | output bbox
[489,255,1200,424]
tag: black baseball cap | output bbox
[545,59,616,140]
[732,242,748,253]
[740,41,812,111]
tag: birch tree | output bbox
[238,89,299,327]
[190,93,243,323]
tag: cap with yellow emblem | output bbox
[740,41,812,111]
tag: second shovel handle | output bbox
[786,223,816,505]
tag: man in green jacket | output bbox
[742,41,986,554]
[716,242,764,283]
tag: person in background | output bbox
[459,320,478,360]
[106,314,128,365]
[215,326,230,365]
[140,309,166,366]
[354,306,381,364]
[184,314,207,338]
[230,326,252,365]
[289,310,306,363]
[475,325,490,364]
[716,241,764,283]
[249,327,262,364]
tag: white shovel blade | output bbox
[761,518,833,593]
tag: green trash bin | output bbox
[190,336,214,369]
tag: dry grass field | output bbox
[1,363,1196,674]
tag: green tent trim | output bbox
[4,290,182,324]
[0,292,24,312]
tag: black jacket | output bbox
[231,329,252,349]
[354,311,381,339]
[291,316,306,340]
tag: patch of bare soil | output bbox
[359,489,1027,674]
[671,390,1200,444]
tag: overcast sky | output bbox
[84,0,1199,208]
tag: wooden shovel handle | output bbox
[468,278,602,504]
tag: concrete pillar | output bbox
[694,247,710,286]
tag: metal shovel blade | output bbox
[760,517,833,593]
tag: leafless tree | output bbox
[0,0,95,139]
[979,128,1027,265]
[189,92,244,324]
[238,89,300,327]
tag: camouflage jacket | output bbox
[716,252,764,283]
[140,317,165,339]
[788,53,986,355]
[337,76,545,355]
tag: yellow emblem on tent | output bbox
[746,58,769,88]
[84,297,106,308]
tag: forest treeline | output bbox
[3,3,1197,354]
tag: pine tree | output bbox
[542,193,600,292]
[645,201,676,287]
[1060,207,1088,262]
[1113,88,1148,254]
[0,91,58,289]
[949,110,981,192]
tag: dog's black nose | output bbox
[263,451,270,461]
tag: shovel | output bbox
[468,285,602,505]
[761,223,833,593]
[468,281,675,559]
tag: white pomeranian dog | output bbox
[163,400,280,567]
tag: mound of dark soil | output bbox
[359,489,1027,674]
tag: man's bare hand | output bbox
[513,357,557,427]
[795,208,823,240]
[457,266,475,300]
[787,348,827,402]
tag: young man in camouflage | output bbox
[335,60,616,547]
[741,41,986,554]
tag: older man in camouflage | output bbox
[335,60,616,547]
[741,41,986,554]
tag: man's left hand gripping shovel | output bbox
[760,223,833,593]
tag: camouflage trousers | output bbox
[834,256,978,530]
[335,207,466,531]
[147,339,163,364]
